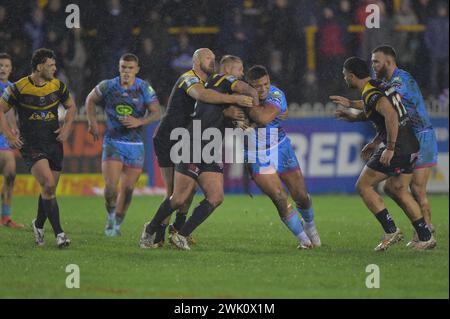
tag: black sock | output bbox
[35,196,47,229]
[173,211,187,231]
[154,224,167,243]
[375,209,397,234]
[412,218,432,241]
[179,199,215,237]
[146,198,175,234]
[42,198,63,236]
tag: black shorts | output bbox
[20,141,64,172]
[153,135,175,168]
[175,162,224,180]
[367,147,419,176]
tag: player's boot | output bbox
[406,224,435,247]
[408,236,437,250]
[56,232,71,248]
[111,224,122,237]
[1,216,24,228]
[374,228,404,251]
[104,218,115,237]
[31,219,45,246]
[304,223,321,247]
[170,232,191,251]
[169,224,197,245]
[297,239,313,250]
[139,223,158,249]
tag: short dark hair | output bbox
[120,53,139,64]
[343,57,370,79]
[0,53,12,62]
[246,65,269,81]
[31,48,56,71]
[372,45,397,61]
[220,55,242,66]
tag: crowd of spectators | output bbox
[0,0,448,108]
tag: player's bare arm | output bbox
[188,83,253,108]
[55,94,77,143]
[248,103,280,126]
[330,95,364,110]
[361,132,384,161]
[334,108,367,122]
[85,88,102,141]
[121,101,161,129]
[0,99,22,149]
[377,97,399,166]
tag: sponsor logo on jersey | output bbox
[28,111,57,121]
[115,104,133,116]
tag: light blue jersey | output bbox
[386,68,438,168]
[249,85,288,151]
[0,81,13,150]
[387,68,432,132]
[95,77,158,143]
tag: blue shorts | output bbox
[102,138,145,169]
[415,129,438,169]
[0,134,12,151]
[246,138,300,176]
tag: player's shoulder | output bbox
[180,69,200,81]
[48,78,66,91]
[268,86,286,102]
[14,76,32,91]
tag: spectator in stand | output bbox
[217,8,256,62]
[98,0,132,78]
[169,32,195,76]
[425,1,449,95]
[139,37,170,104]
[318,6,347,95]
[24,7,45,52]
[394,0,420,71]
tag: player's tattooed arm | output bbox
[56,94,77,143]
[188,84,254,108]
[334,109,367,122]
[121,101,162,128]
[376,97,398,166]
[232,81,259,106]
[85,88,103,141]
[248,103,280,126]
[330,95,364,110]
[0,98,22,149]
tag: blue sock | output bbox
[2,204,11,217]
[281,209,305,237]
[298,206,314,224]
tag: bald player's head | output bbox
[193,48,216,75]
[220,55,244,79]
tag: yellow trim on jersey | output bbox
[19,99,60,111]
[15,77,63,97]
[214,75,228,87]
[185,82,203,94]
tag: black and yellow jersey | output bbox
[190,73,239,136]
[1,76,70,144]
[154,70,204,142]
[362,79,419,155]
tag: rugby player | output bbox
[86,53,161,236]
[152,48,254,246]
[0,48,76,248]
[0,53,23,228]
[245,65,321,249]
[339,57,435,251]
[140,55,257,250]
[331,45,438,245]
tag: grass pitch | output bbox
[0,195,448,299]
